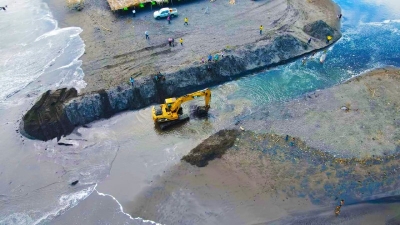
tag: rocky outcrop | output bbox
[22,21,341,141]
[303,20,337,40]
[181,129,240,167]
[22,88,77,141]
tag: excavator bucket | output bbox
[190,105,209,118]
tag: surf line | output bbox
[95,188,163,225]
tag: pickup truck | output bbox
[153,8,178,19]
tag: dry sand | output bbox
[46,0,340,92]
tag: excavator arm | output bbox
[170,88,211,113]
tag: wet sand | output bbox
[45,0,340,92]
[126,68,400,224]
[239,67,400,157]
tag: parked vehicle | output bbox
[153,7,178,19]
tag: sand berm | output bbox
[21,0,341,140]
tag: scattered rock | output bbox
[70,180,79,186]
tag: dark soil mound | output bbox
[303,20,335,40]
[181,129,240,167]
[22,88,77,141]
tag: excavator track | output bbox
[158,114,190,130]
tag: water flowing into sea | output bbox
[0,0,399,224]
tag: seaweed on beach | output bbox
[220,131,400,204]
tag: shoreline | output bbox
[23,0,342,140]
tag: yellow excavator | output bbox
[152,88,211,130]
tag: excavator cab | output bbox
[165,98,176,112]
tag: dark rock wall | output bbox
[22,22,341,140]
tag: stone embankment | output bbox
[22,20,341,141]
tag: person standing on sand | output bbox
[145,31,149,40]
[180,38,183,46]
[129,77,134,86]
[132,8,136,17]
[260,25,263,35]
[308,37,312,44]
[168,38,173,47]
[204,6,209,14]
[184,17,188,26]
[208,54,212,62]
[167,15,171,24]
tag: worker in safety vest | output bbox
[326,35,332,44]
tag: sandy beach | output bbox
[45,0,340,92]
[127,68,400,224]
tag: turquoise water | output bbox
[224,0,400,105]
[0,0,399,224]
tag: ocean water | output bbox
[0,0,156,224]
[0,0,399,224]
[227,0,400,105]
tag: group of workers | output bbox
[133,8,342,87]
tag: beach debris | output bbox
[240,126,245,131]
[320,52,327,63]
[229,0,235,4]
[70,180,79,186]
[58,142,73,146]
[340,106,349,112]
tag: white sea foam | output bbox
[0,0,86,104]
[96,188,163,225]
[0,185,95,225]
[33,185,95,225]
